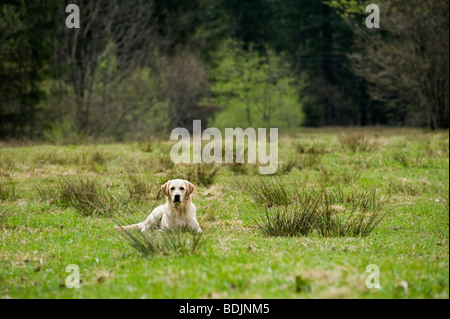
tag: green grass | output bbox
[0,128,448,298]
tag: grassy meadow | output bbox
[0,128,448,299]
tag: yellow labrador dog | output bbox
[114,179,202,232]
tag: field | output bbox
[0,128,448,299]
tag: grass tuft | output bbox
[124,174,164,202]
[116,225,205,257]
[253,201,319,237]
[315,189,390,237]
[0,177,17,201]
[57,176,123,216]
[170,164,220,187]
[318,166,361,186]
[295,141,328,155]
[278,159,298,174]
[339,132,378,152]
[36,181,59,203]
[238,176,299,207]
[251,185,391,238]
[226,146,251,175]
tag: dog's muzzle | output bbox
[173,194,181,202]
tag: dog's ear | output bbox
[185,181,196,196]
[161,181,170,196]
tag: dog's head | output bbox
[161,179,195,204]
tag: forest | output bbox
[0,0,448,140]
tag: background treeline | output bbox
[0,0,448,141]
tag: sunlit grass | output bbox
[0,128,448,299]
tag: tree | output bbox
[329,0,449,129]
[0,0,56,138]
[207,39,303,130]
[52,0,159,136]
[161,51,214,131]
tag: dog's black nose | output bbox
[174,194,181,202]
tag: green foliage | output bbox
[326,0,368,19]
[332,0,449,129]
[2,0,447,140]
[207,38,303,129]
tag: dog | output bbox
[114,179,202,232]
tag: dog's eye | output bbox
[170,187,175,190]
[180,187,184,191]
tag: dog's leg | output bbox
[114,206,164,231]
[187,219,202,233]
[114,222,147,231]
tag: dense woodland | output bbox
[0,0,448,140]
